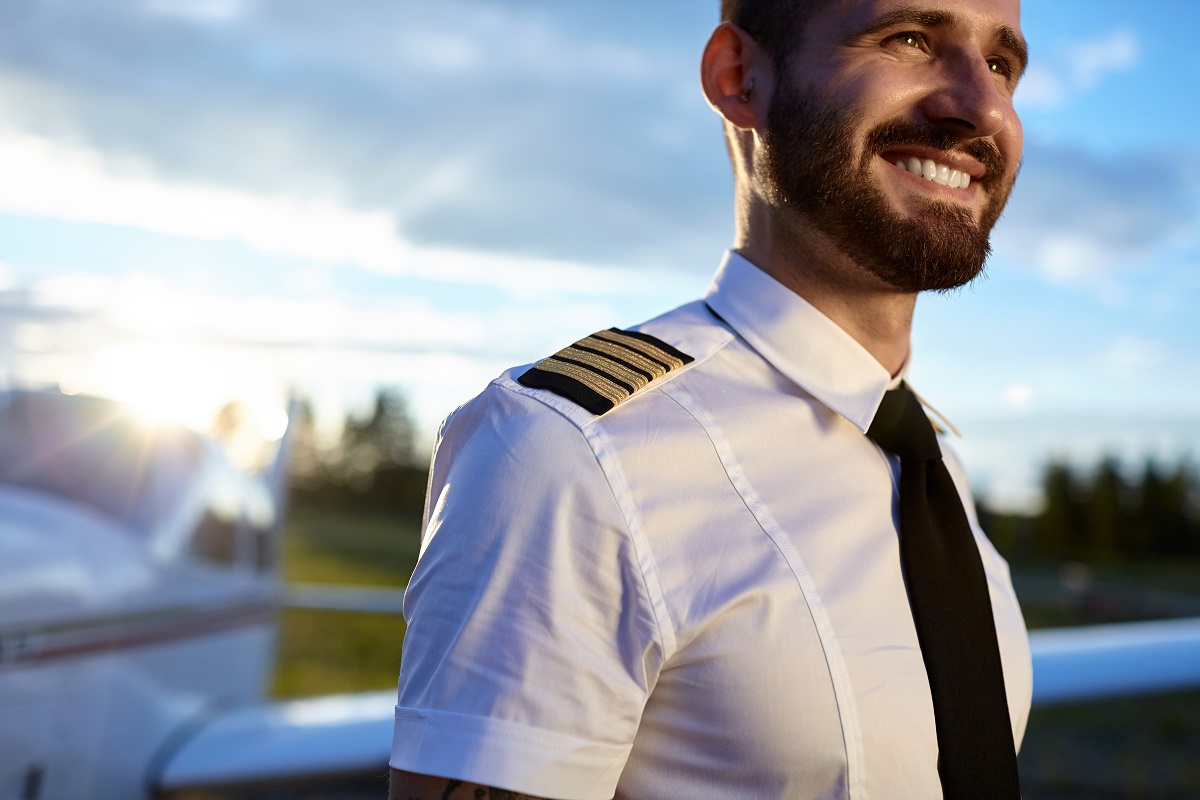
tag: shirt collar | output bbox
[704,250,897,433]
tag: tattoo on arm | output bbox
[389,770,543,800]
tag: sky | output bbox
[0,0,1196,510]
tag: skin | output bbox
[701,0,1026,375]
[388,771,544,800]
[391,1,1026,796]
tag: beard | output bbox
[759,74,1016,293]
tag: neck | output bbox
[735,202,916,377]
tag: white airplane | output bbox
[3,388,1200,799]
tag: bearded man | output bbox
[390,1,1031,798]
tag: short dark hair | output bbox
[720,0,824,71]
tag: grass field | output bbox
[271,509,1200,797]
[1021,691,1200,799]
[271,508,419,698]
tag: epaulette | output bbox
[517,327,694,415]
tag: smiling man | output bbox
[390,1,1031,798]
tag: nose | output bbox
[921,51,1011,139]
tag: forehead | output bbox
[813,0,1022,39]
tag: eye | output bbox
[887,31,927,51]
[987,56,1014,79]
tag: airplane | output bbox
[2,387,1200,799]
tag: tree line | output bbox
[286,389,428,518]
[982,456,1200,564]
[266,390,1200,562]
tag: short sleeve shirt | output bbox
[391,251,1032,800]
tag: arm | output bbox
[392,384,660,797]
[388,769,548,800]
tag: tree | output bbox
[1086,456,1129,561]
[1143,459,1200,557]
[287,397,327,491]
[1035,460,1087,559]
[335,389,419,491]
[1033,455,1200,562]
[286,387,428,518]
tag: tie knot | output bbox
[866,383,942,462]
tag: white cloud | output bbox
[19,270,609,357]
[30,273,120,312]
[4,279,510,442]
[142,0,250,23]
[1065,29,1140,91]
[1003,381,1033,409]
[0,127,686,300]
[1031,235,1106,284]
[992,143,1198,291]
[1023,235,1131,305]
[1098,335,1166,376]
[0,128,412,269]
[12,323,53,353]
[388,7,661,82]
[1012,68,1066,109]
[0,1,726,275]
[1017,29,1140,111]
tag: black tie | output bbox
[867,383,1021,799]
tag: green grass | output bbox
[280,509,421,587]
[1009,560,1200,797]
[1088,560,1200,595]
[271,607,407,698]
[271,509,421,699]
[1020,691,1200,798]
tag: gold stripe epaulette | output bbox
[517,328,694,415]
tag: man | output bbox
[390,0,1031,797]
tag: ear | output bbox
[700,22,768,131]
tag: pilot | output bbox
[390,0,1032,798]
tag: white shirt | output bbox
[391,251,1032,799]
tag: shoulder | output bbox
[429,301,732,492]
[495,300,734,429]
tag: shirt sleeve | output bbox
[391,381,664,800]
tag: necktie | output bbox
[867,383,1021,799]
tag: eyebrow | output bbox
[855,8,1030,79]
[998,26,1029,79]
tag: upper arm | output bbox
[392,385,661,796]
[389,769,549,800]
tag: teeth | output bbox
[893,156,972,189]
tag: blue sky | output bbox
[0,0,1196,509]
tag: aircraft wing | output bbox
[1028,616,1200,706]
[152,690,395,794]
[151,617,1200,794]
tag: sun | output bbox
[84,342,287,442]
[88,342,222,429]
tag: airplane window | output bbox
[252,521,276,571]
[192,506,240,565]
[0,391,202,535]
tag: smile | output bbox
[890,156,972,190]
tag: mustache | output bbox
[865,121,1004,182]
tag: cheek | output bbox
[1005,125,1024,172]
[815,61,913,114]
